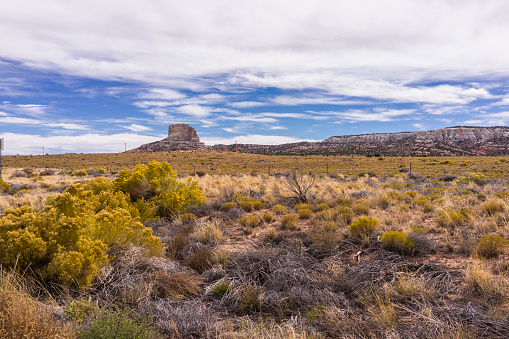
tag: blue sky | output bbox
[1,0,509,154]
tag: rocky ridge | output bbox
[130,125,509,156]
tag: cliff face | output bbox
[323,126,509,145]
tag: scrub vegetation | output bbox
[1,155,509,338]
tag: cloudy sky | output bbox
[1,0,509,154]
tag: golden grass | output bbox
[4,152,509,178]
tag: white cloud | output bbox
[123,124,152,132]
[329,109,415,122]
[229,101,267,108]
[201,134,318,145]
[138,88,186,100]
[0,132,160,154]
[46,122,89,130]
[220,115,278,123]
[270,126,287,130]
[177,104,211,118]
[1,1,508,93]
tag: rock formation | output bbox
[128,124,207,152]
[130,125,509,156]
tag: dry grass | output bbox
[2,163,509,338]
[0,269,75,339]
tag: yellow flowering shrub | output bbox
[0,175,166,288]
[114,161,205,217]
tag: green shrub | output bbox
[314,203,329,212]
[180,212,197,223]
[208,281,230,299]
[239,215,260,228]
[482,202,504,216]
[415,197,434,213]
[221,202,238,211]
[252,200,265,210]
[294,203,312,211]
[239,201,253,212]
[70,169,88,177]
[380,231,415,255]
[333,197,354,207]
[436,209,469,228]
[261,213,273,223]
[349,217,379,238]
[0,179,10,193]
[297,208,314,219]
[77,309,158,339]
[281,213,299,230]
[272,204,287,215]
[337,206,354,224]
[453,172,487,186]
[476,234,507,258]
[114,160,205,217]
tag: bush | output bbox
[71,169,88,177]
[349,217,379,238]
[482,202,504,216]
[208,280,230,299]
[272,204,287,215]
[376,196,391,210]
[77,309,159,339]
[181,212,198,223]
[297,208,314,219]
[221,202,238,211]
[476,234,507,258]
[314,203,329,212]
[333,197,354,207]
[281,213,299,230]
[436,209,469,228]
[239,201,253,212]
[184,246,216,273]
[261,213,273,223]
[239,215,260,228]
[252,200,265,210]
[0,179,10,193]
[0,176,164,288]
[114,161,205,217]
[415,197,434,213]
[380,231,415,255]
[294,203,312,211]
[194,221,222,244]
[353,203,370,215]
[238,284,265,313]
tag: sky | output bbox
[1,0,509,154]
